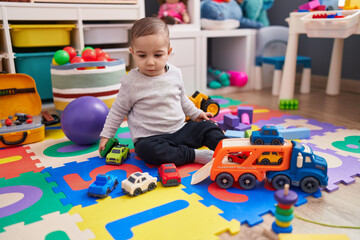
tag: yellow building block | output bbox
[344,0,360,9]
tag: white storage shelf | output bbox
[0,2,145,75]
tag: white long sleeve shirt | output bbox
[100,63,202,143]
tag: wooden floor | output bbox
[215,85,360,240]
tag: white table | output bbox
[279,10,360,100]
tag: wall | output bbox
[262,0,360,81]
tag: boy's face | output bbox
[129,33,172,77]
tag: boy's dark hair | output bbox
[130,17,169,46]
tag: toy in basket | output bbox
[50,57,126,115]
[0,74,45,148]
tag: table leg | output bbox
[279,33,299,100]
[326,38,344,96]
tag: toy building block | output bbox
[225,130,245,138]
[279,128,311,140]
[41,111,60,126]
[100,137,119,158]
[237,106,253,125]
[275,125,285,130]
[245,129,253,138]
[234,123,251,131]
[314,5,326,10]
[299,0,320,10]
[224,114,240,127]
[343,0,360,10]
[279,99,299,110]
[212,108,232,122]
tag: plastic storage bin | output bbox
[301,10,360,38]
[14,52,54,100]
[103,48,130,66]
[10,24,76,47]
[83,24,131,45]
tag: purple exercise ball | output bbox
[61,96,109,145]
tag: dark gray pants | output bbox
[134,121,226,166]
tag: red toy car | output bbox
[228,151,250,164]
[158,163,181,187]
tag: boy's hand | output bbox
[194,112,214,122]
[98,137,109,155]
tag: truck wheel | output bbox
[260,158,270,165]
[201,99,220,117]
[106,188,111,196]
[271,139,282,145]
[278,158,283,165]
[272,175,291,190]
[114,180,119,188]
[148,182,156,191]
[216,173,234,189]
[254,139,264,145]
[239,173,256,190]
[300,177,320,194]
[133,188,142,196]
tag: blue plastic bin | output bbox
[14,52,55,100]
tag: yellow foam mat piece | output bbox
[70,184,240,240]
[279,234,350,240]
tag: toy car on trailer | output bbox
[250,125,284,145]
[158,163,181,187]
[228,151,250,164]
[121,172,157,196]
[210,138,327,193]
[88,174,119,198]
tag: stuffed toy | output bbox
[241,0,274,27]
[200,0,272,29]
[158,0,190,25]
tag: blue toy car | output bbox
[87,174,119,198]
[250,125,284,145]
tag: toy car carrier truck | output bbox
[210,138,328,193]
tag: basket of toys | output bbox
[301,10,360,38]
[50,47,126,114]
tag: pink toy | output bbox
[158,0,190,24]
[228,71,248,87]
[299,0,320,10]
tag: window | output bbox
[112,149,121,154]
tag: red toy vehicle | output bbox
[158,163,181,187]
[228,151,250,164]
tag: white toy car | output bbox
[121,172,157,196]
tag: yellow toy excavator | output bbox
[188,91,220,117]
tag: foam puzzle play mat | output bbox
[1,96,359,240]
